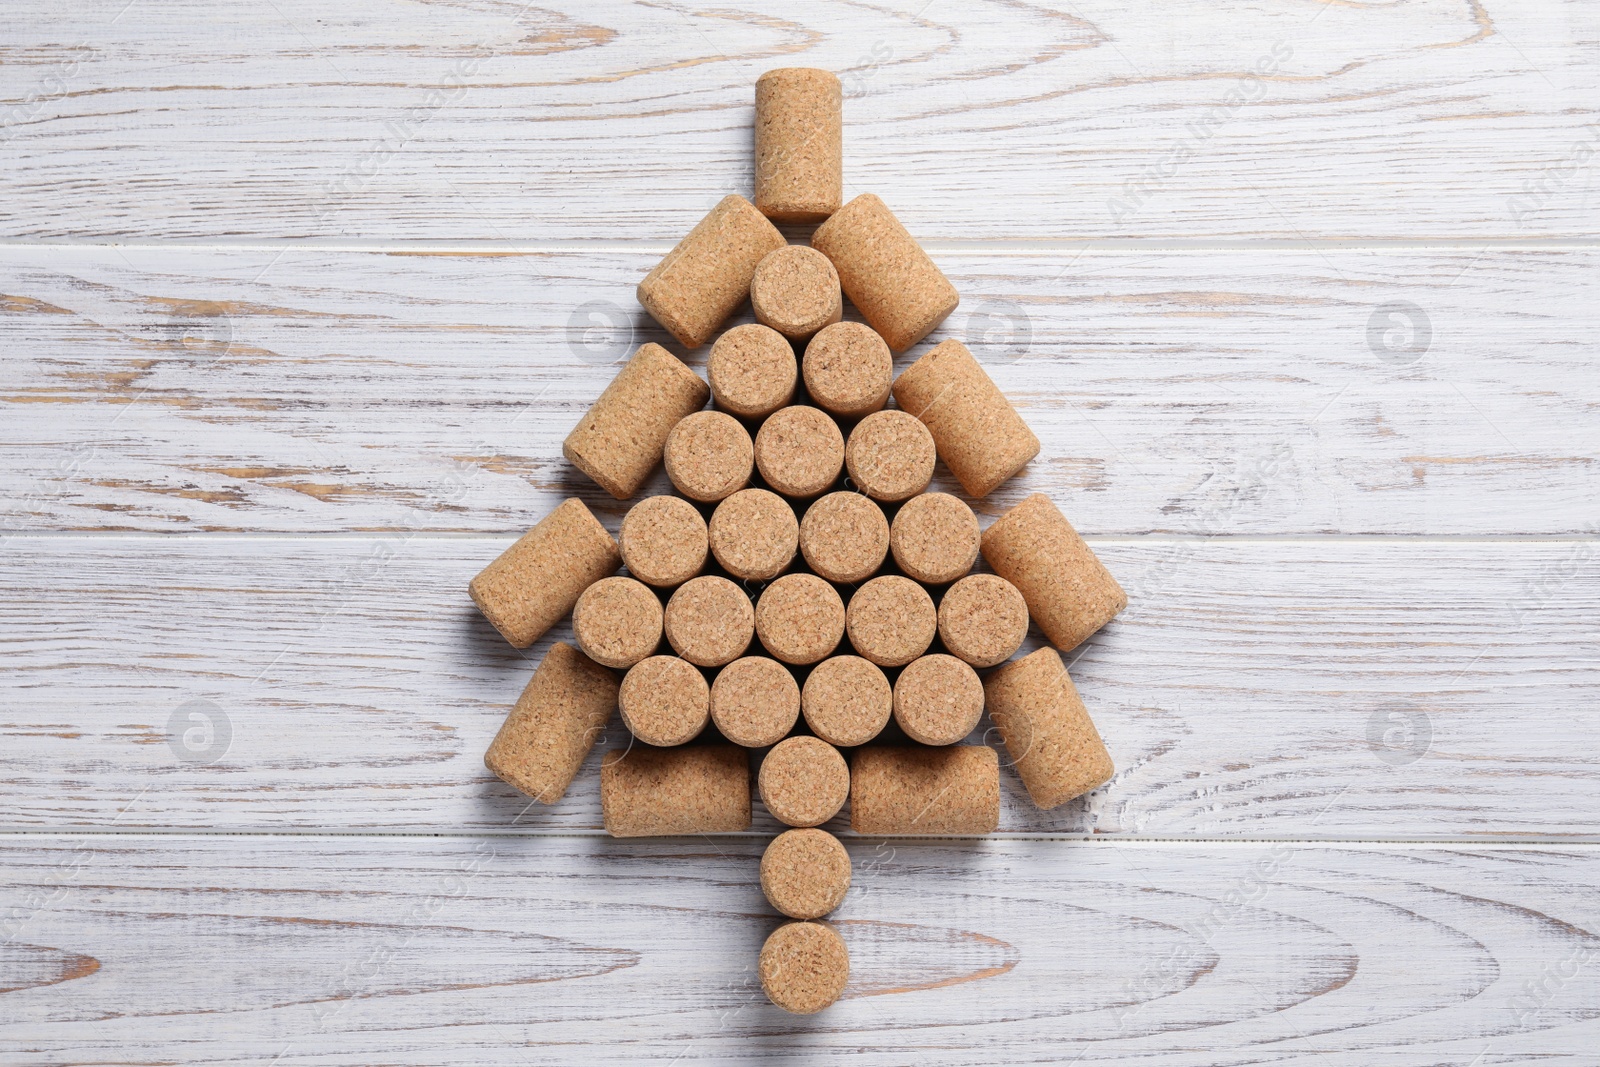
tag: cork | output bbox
[890,338,1040,499]
[889,492,979,585]
[983,647,1114,810]
[600,744,751,837]
[468,498,620,649]
[571,576,664,670]
[754,405,845,498]
[844,410,935,503]
[760,735,849,827]
[845,575,936,668]
[564,342,711,500]
[938,573,1028,669]
[636,194,786,349]
[801,655,891,748]
[710,656,800,748]
[761,829,851,920]
[750,246,843,344]
[755,573,846,665]
[811,194,958,353]
[892,654,984,746]
[849,745,1000,835]
[664,410,754,503]
[618,655,710,747]
[802,321,892,418]
[980,493,1127,652]
[664,575,755,668]
[800,491,888,584]
[760,921,849,1015]
[709,488,799,581]
[484,642,618,804]
[754,68,843,224]
[619,494,707,589]
[707,323,796,419]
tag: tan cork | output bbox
[754,405,845,498]
[484,642,618,805]
[980,493,1126,652]
[755,573,846,665]
[802,321,892,418]
[619,494,707,589]
[890,338,1039,499]
[983,647,1114,810]
[636,195,786,349]
[664,410,754,503]
[571,576,664,670]
[889,492,979,585]
[801,655,891,748]
[618,655,710,747]
[760,735,849,827]
[845,575,936,668]
[893,654,984,746]
[761,829,851,920]
[754,68,843,224]
[844,410,935,503]
[811,194,958,352]
[600,744,751,837]
[707,323,796,419]
[710,655,800,748]
[468,498,620,649]
[938,573,1028,669]
[664,575,755,668]
[849,745,1000,836]
[750,246,843,343]
[708,488,799,581]
[760,921,849,1014]
[800,491,888,584]
[564,343,711,500]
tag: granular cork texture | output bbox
[800,491,888,584]
[755,405,846,498]
[760,735,849,827]
[664,410,754,503]
[484,642,619,804]
[981,493,1127,652]
[618,655,711,747]
[754,68,843,224]
[889,492,979,585]
[750,245,843,343]
[469,498,620,649]
[571,576,664,670]
[801,655,891,747]
[707,323,796,419]
[845,410,936,503]
[710,656,800,748]
[802,321,892,418]
[761,829,851,920]
[709,488,799,581]
[636,195,786,349]
[601,744,751,837]
[890,338,1040,499]
[938,573,1028,668]
[811,193,958,352]
[563,343,711,500]
[620,495,707,588]
[983,647,1114,810]
[850,745,1000,835]
[893,654,984,746]
[760,921,849,1015]
[755,573,846,665]
[845,575,936,668]
[665,575,755,667]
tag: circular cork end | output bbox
[802,322,893,418]
[620,495,708,588]
[759,735,849,827]
[938,574,1029,668]
[755,406,846,498]
[709,488,799,581]
[619,655,710,746]
[664,411,754,503]
[571,576,663,669]
[710,656,800,748]
[750,246,843,342]
[845,410,936,502]
[889,492,979,585]
[801,655,891,747]
[707,323,797,419]
[761,829,851,919]
[664,575,755,667]
[845,575,937,668]
[893,654,984,746]
[800,492,888,584]
[755,573,846,666]
[760,921,849,1015]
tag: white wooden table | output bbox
[3,2,1599,1063]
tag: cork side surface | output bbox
[850,744,1000,835]
[980,493,1127,652]
[636,195,786,349]
[563,342,710,499]
[754,68,843,224]
[811,193,958,352]
[468,498,621,649]
[601,744,752,837]
[484,642,619,804]
[983,646,1114,810]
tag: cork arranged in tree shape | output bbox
[471,68,1126,1015]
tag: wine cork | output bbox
[571,576,664,670]
[983,647,1114,809]
[980,493,1127,652]
[708,488,799,581]
[802,321,892,418]
[468,498,620,649]
[811,194,958,352]
[600,744,751,837]
[893,654,984,746]
[664,575,755,668]
[564,342,711,500]
[845,575,936,668]
[889,492,979,585]
[710,656,800,748]
[844,410,935,503]
[618,655,710,746]
[750,246,843,343]
[759,735,849,827]
[801,655,891,748]
[761,829,851,920]
[707,323,796,419]
[484,642,618,804]
[800,491,888,584]
[890,338,1039,499]
[636,194,786,349]
[938,574,1028,669]
[755,573,845,665]
[754,405,845,498]
[619,494,707,588]
[849,745,999,835]
[754,68,843,224]
[760,921,849,1015]
[664,410,754,503]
